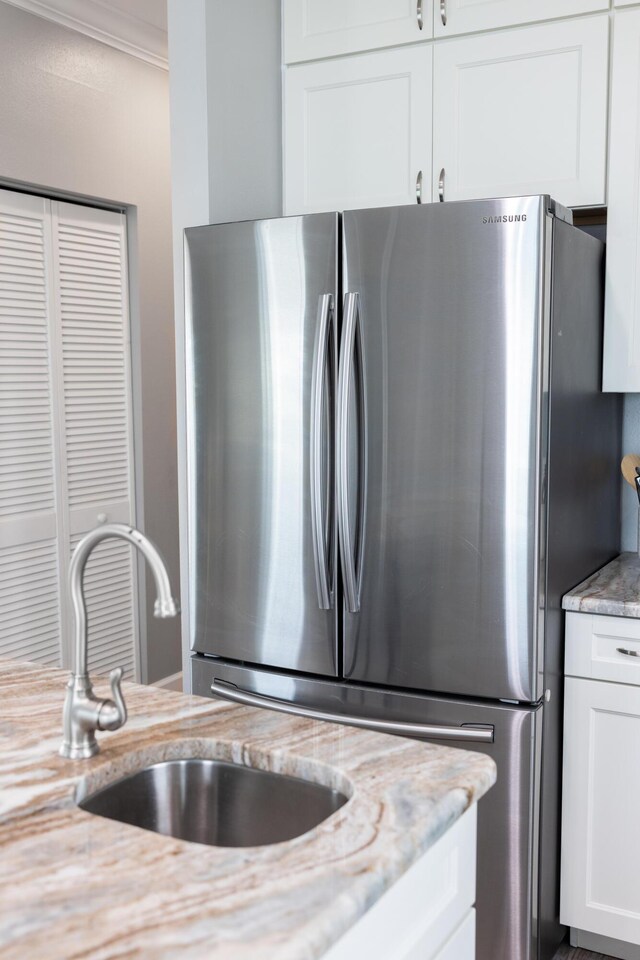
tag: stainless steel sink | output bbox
[78,758,349,847]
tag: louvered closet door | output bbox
[52,202,138,679]
[0,190,62,666]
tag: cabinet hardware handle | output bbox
[617,647,640,658]
[438,167,446,202]
[417,0,423,30]
[416,170,423,204]
[440,0,447,26]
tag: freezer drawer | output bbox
[192,656,544,960]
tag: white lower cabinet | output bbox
[284,45,432,215]
[562,613,640,953]
[323,805,476,960]
[432,16,609,207]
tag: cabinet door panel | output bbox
[52,202,139,679]
[0,189,62,667]
[561,677,640,945]
[434,0,608,38]
[603,10,640,392]
[284,0,433,63]
[433,17,608,207]
[285,47,432,215]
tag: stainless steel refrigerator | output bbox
[185,196,621,960]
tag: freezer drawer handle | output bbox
[617,647,640,658]
[310,293,335,610]
[210,680,495,743]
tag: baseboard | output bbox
[152,671,183,692]
[571,928,640,960]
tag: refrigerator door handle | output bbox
[337,291,362,614]
[310,293,334,610]
[210,680,495,743]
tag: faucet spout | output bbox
[61,523,179,760]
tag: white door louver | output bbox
[0,189,138,677]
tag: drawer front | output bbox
[323,805,476,960]
[431,910,475,960]
[566,612,640,685]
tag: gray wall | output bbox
[0,2,181,682]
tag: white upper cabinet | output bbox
[432,16,609,208]
[284,46,432,215]
[283,0,433,63]
[603,9,640,392]
[434,0,608,38]
[614,0,637,6]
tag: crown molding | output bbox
[1,0,168,70]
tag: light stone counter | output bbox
[562,552,640,618]
[0,660,495,960]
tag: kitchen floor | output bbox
[554,944,616,959]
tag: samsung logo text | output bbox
[482,214,528,224]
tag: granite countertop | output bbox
[562,552,640,618]
[0,661,495,960]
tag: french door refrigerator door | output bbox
[185,214,340,674]
[341,197,549,703]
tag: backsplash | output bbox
[622,394,640,552]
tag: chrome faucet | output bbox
[60,523,180,760]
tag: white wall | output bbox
[205,1,282,224]
[0,1,181,682]
[168,0,282,688]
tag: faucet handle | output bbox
[97,667,128,732]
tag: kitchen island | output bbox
[0,661,495,959]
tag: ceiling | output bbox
[2,0,169,68]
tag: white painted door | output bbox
[283,0,433,63]
[0,190,62,666]
[603,9,640,392]
[434,0,608,37]
[561,677,640,945]
[284,46,432,215]
[51,202,138,679]
[432,16,609,208]
[0,189,138,678]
